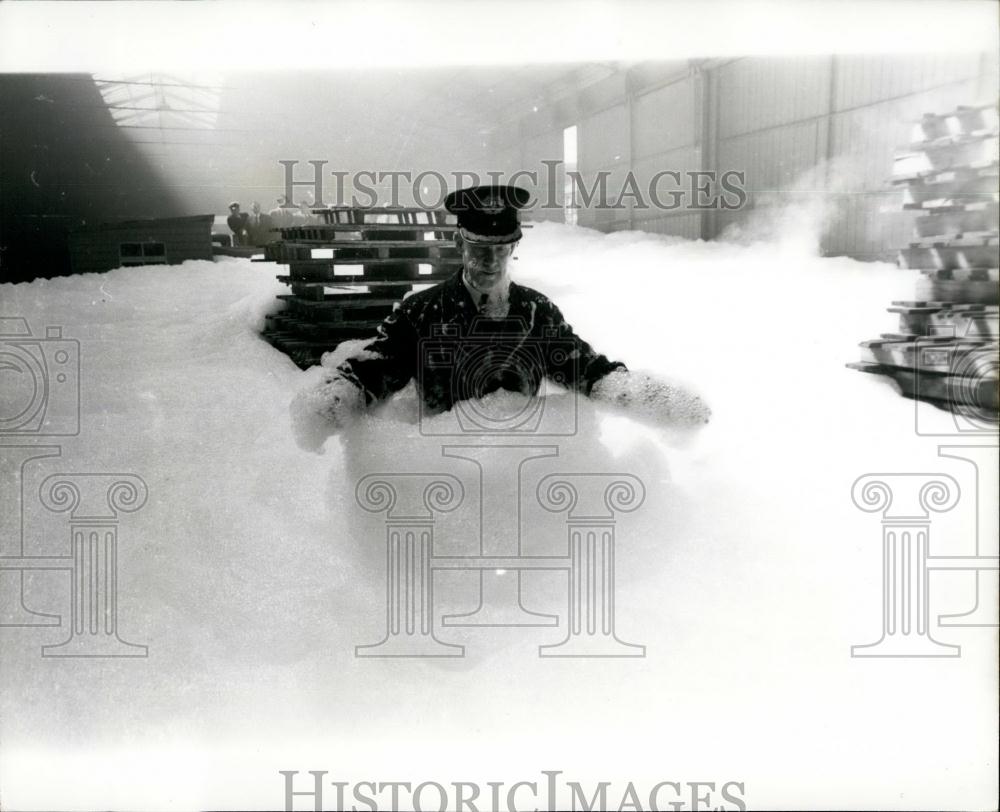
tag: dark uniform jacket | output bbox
[227,211,250,245]
[335,269,625,414]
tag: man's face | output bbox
[461,239,516,292]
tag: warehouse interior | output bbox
[2,17,1000,809]
[3,52,998,285]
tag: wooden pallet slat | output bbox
[287,256,461,269]
[279,274,452,287]
[277,292,405,305]
[279,223,459,235]
[278,238,458,249]
[285,264,460,284]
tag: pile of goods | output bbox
[849,104,999,416]
[260,207,459,368]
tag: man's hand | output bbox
[590,368,711,428]
[289,374,367,453]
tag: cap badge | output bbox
[481,195,504,213]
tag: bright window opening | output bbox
[563,125,578,227]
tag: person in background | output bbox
[247,201,272,245]
[295,199,321,226]
[269,195,294,230]
[291,184,711,451]
[226,202,250,247]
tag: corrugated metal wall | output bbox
[712,56,834,243]
[505,53,998,260]
[629,78,702,239]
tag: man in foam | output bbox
[291,184,710,450]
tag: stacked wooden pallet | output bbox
[850,104,999,414]
[260,206,459,368]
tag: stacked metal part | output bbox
[850,104,999,415]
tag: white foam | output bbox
[1,232,994,810]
